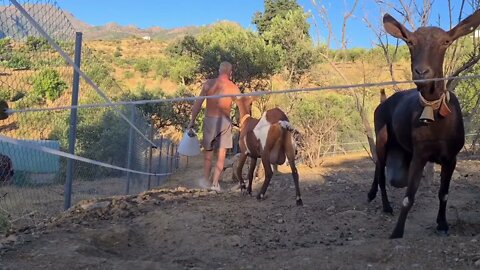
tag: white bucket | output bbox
[177,130,201,156]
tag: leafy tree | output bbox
[32,69,67,101]
[262,9,315,84]
[118,87,194,130]
[74,108,130,177]
[252,0,307,36]
[168,23,281,92]
[198,23,282,91]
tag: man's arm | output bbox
[188,82,209,129]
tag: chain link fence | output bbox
[0,0,182,229]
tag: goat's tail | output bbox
[279,120,295,132]
[380,88,387,103]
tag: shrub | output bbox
[32,69,67,101]
[5,52,31,69]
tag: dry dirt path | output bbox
[1,154,479,269]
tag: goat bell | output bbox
[419,106,435,123]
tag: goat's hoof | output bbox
[242,189,251,196]
[389,231,403,239]
[435,229,449,237]
[436,224,449,236]
[256,194,265,201]
[383,205,393,215]
[296,199,303,206]
[367,190,376,202]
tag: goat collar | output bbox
[239,114,251,128]
[418,91,451,123]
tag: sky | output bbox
[58,0,469,48]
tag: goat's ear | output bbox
[383,13,411,41]
[448,9,480,41]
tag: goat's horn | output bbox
[419,106,435,123]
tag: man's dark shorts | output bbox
[202,116,233,151]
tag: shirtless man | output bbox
[188,61,242,191]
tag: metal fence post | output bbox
[147,124,154,190]
[166,140,171,173]
[175,144,179,169]
[64,32,82,210]
[125,105,135,194]
[157,135,164,185]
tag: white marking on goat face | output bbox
[443,194,448,202]
[253,113,271,152]
[402,197,410,207]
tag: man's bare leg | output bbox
[202,150,213,187]
[212,148,227,188]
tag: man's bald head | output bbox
[219,61,232,75]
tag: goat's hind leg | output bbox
[257,154,273,201]
[436,158,456,235]
[236,153,248,191]
[285,132,302,206]
[368,125,393,214]
[245,157,257,196]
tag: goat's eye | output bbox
[443,40,451,45]
[406,40,414,46]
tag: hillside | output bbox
[66,12,203,41]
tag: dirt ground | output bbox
[0,153,480,270]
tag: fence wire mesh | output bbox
[0,0,182,229]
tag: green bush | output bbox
[32,69,67,101]
[0,212,10,234]
[25,36,50,52]
[133,58,151,76]
[0,87,24,102]
[5,52,31,69]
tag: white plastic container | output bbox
[177,130,201,156]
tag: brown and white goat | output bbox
[0,154,14,184]
[368,10,480,239]
[235,97,302,206]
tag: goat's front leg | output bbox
[236,153,248,191]
[257,154,273,201]
[390,155,427,239]
[245,157,257,196]
[436,158,456,235]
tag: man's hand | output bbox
[187,128,196,137]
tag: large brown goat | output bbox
[368,10,480,239]
[235,97,302,206]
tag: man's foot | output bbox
[209,183,222,192]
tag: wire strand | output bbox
[0,135,172,176]
[6,73,480,114]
